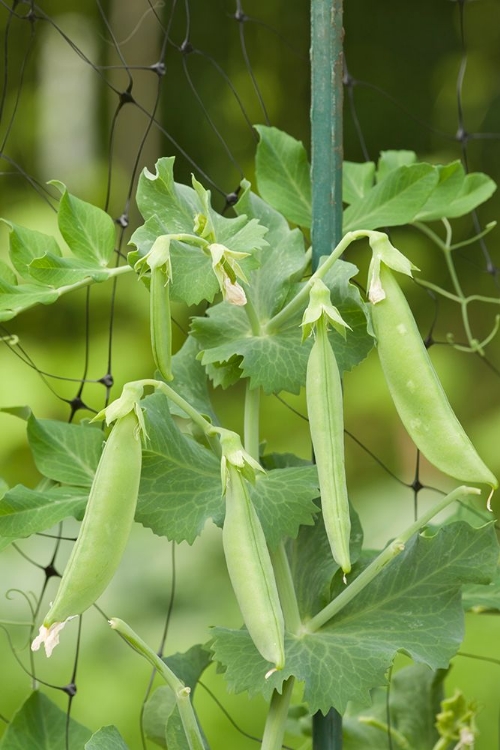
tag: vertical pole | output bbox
[310,1,344,748]
[311,0,344,270]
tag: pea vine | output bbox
[0,126,499,750]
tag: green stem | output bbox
[269,544,302,634]
[265,230,367,334]
[261,676,295,750]
[306,485,480,633]
[109,618,205,750]
[244,294,262,336]
[358,717,411,749]
[244,381,261,461]
[54,263,133,300]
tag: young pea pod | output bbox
[32,410,143,656]
[223,462,285,672]
[150,264,173,381]
[306,315,352,575]
[371,264,498,490]
[135,235,173,382]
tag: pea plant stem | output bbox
[109,618,206,750]
[306,486,480,633]
[261,676,296,750]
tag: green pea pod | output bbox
[32,411,142,656]
[223,463,285,671]
[306,317,351,575]
[150,265,173,381]
[371,264,498,489]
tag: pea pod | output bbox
[306,316,351,575]
[32,411,143,656]
[223,463,285,671]
[371,264,498,489]
[150,264,173,381]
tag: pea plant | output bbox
[1,126,499,750]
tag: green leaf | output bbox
[85,726,129,750]
[249,467,319,547]
[255,125,312,227]
[143,645,211,750]
[132,162,266,307]
[135,157,199,231]
[0,277,58,321]
[235,182,307,319]
[0,691,91,749]
[143,686,175,748]
[168,336,218,423]
[27,415,103,486]
[463,563,500,612]
[343,164,439,232]
[343,664,445,750]
[343,162,376,205]
[28,254,110,287]
[0,537,13,552]
[415,162,496,221]
[0,259,17,284]
[137,392,222,543]
[192,260,372,395]
[376,150,417,182]
[211,522,498,714]
[0,485,87,539]
[131,216,219,306]
[2,220,62,280]
[50,180,116,266]
[289,501,363,619]
[164,643,212,691]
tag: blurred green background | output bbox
[0,1,499,748]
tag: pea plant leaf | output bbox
[414,161,496,221]
[343,164,439,232]
[168,335,219,424]
[211,521,498,714]
[0,277,59,321]
[0,485,87,539]
[130,216,219,306]
[143,645,211,750]
[235,181,309,319]
[131,158,267,307]
[462,563,500,612]
[137,391,223,544]
[0,691,92,750]
[138,392,322,545]
[2,221,62,279]
[27,414,103,486]
[50,180,116,266]
[343,664,446,750]
[192,259,372,395]
[249,466,319,547]
[28,254,111,287]
[289,501,364,619]
[254,125,312,228]
[375,150,417,181]
[343,161,376,205]
[85,726,130,750]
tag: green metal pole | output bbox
[311,0,344,270]
[310,0,344,748]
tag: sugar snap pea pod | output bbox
[306,316,352,575]
[32,411,143,656]
[150,264,173,381]
[371,264,498,489]
[223,463,285,672]
[135,235,173,381]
